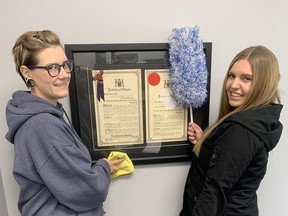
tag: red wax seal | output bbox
[148,73,160,86]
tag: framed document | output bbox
[145,69,188,143]
[65,43,212,164]
[92,69,144,147]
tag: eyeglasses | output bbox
[27,60,74,77]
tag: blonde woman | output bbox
[6,30,123,216]
[180,46,283,216]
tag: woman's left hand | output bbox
[104,158,124,174]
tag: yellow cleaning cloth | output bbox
[108,151,134,179]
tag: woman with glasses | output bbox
[5,30,123,216]
[180,46,283,216]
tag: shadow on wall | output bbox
[0,170,9,216]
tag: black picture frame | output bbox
[65,43,212,165]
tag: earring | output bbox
[26,79,35,87]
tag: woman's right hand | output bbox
[187,122,203,145]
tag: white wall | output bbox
[1,0,287,215]
[0,170,9,216]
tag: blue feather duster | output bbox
[168,26,208,122]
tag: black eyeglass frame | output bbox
[26,60,74,77]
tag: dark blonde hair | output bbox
[193,45,281,156]
[12,30,61,86]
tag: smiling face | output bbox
[225,59,253,108]
[22,46,70,105]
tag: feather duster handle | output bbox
[168,26,208,122]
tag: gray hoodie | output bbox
[6,91,111,216]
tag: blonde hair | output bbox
[193,45,281,156]
[12,30,61,86]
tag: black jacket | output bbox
[180,104,283,216]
